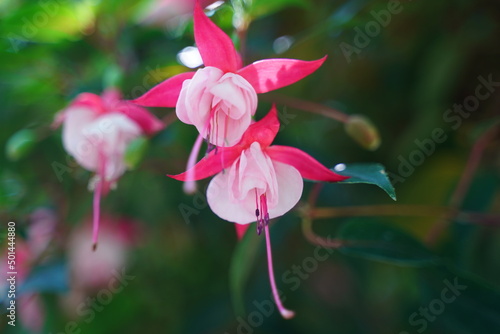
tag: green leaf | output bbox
[228,226,263,316]
[247,0,309,20]
[413,266,500,333]
[334,163,397,200]
[0,171,25,211]
[0,1,95,43]
[338,219,439,267]
[124,136,149,170]
[5,129,37,161]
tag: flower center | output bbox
[255,191,270,235]
[204,102,231,149]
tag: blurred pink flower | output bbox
[1,241,45,333]
[28,208,58,258]
[19,294,45,333]
[61,216,136,316]
[133,1,326,147]
[54,89,163,248]
[66,216,135,290]
[139,0,222,28]
[168,106,348,318]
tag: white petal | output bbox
[206,144,303,224]
[62,106,99,172]
[267,162,303,219]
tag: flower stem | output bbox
[302,216,344,249]
[263,93,350,123]
[92,176,102,251]
[426,124,498,245]
[264,225,295,319]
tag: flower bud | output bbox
[345,115,381,151]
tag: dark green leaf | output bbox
[338,219,439,267]
[335,163,397,200]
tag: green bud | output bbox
[6,129,37,161]
[345,115,381,151]
[124,136,149,170]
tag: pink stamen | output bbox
[183,134,204,194]
[264,224,295,319]
[215,109,219,147]
[92,152,107,251]
[203,104,218,147]
[92,174,102,251]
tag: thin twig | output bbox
[301,215,344,249]
[262,93,350,123]
[311,205,448,219]
[310,205,500,226]
[426,124,499,245]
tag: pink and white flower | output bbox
[168,106,348,318]
[1,241,44,332]
[54,89,163,248]
[169,106,348,228]
[61,216,137,317]
[0,208,57,333]
[133,1,326,147]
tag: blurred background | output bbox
[1,0,499,333]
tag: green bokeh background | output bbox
[1,0,499,333]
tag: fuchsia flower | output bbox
[133,1,326,147]
[1,209,57,334]
[54,89,163,249]
[169,106,348,318]
[1,242,45,333]
[67,216,135,290]
[61,216,137,317]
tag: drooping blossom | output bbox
[168,106,349,318]
[54,89,163,249]
[1,211,57,334]
[61,216,136,317]
[27,208,58,257]
[67,216,135,289]
[0,241,45,333]
[133,1,327,148]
